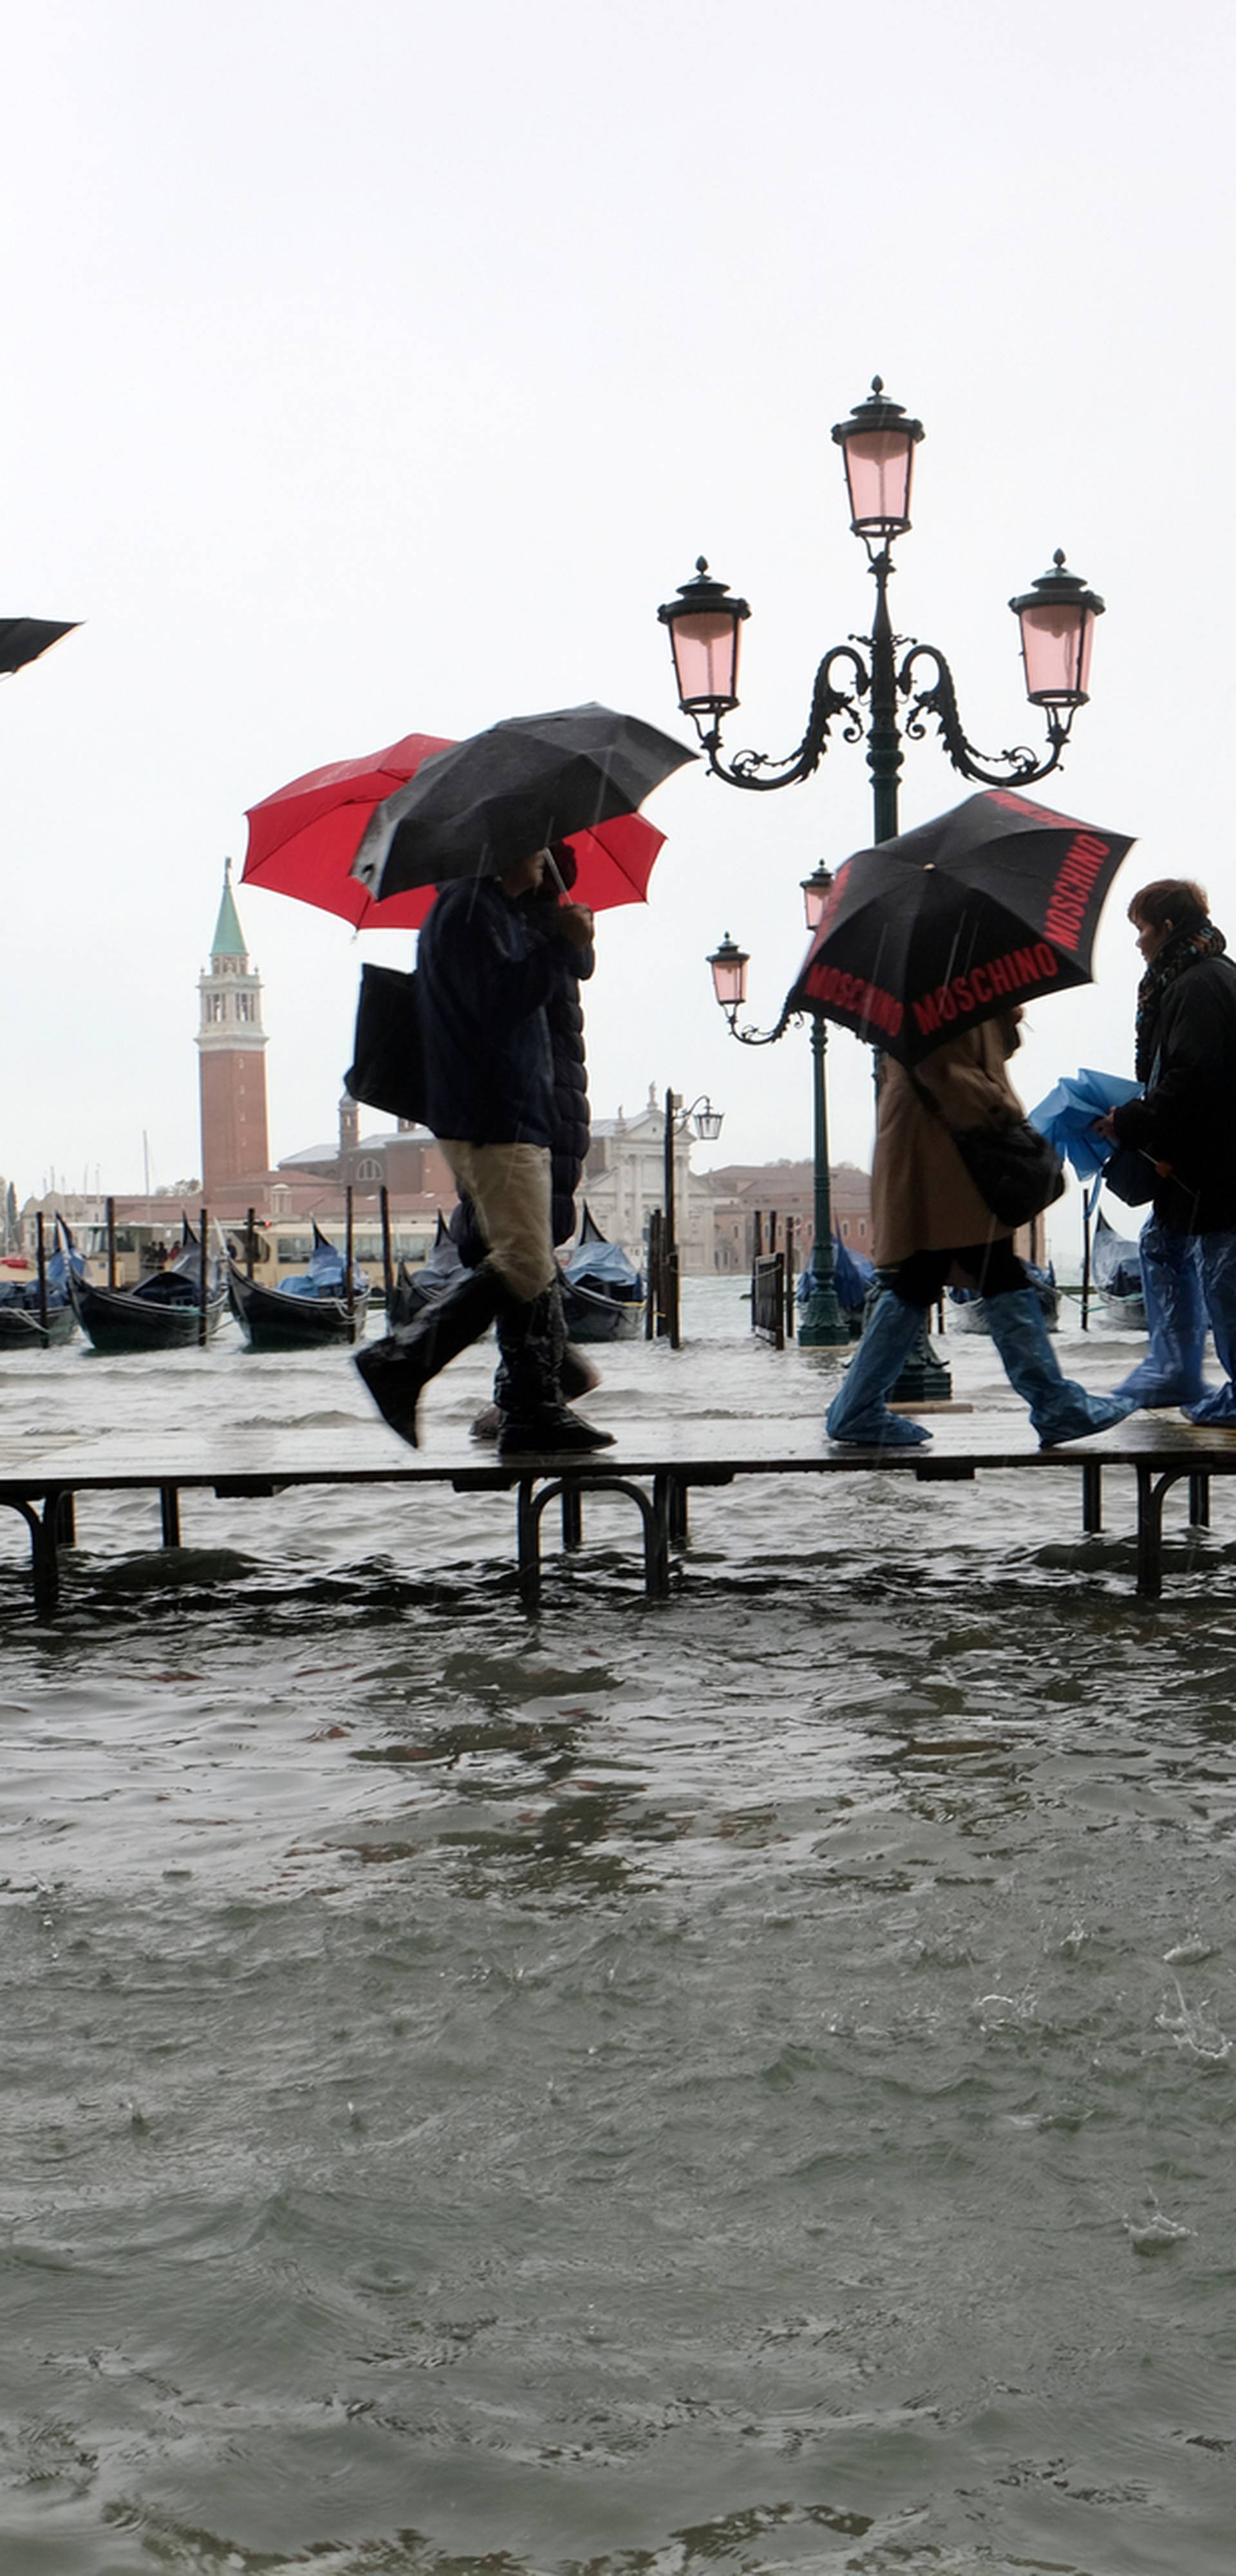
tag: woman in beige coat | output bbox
[827,1014,1130,1450]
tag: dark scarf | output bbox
[1134,918,1227,1081]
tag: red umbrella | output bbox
[243,731,664,928]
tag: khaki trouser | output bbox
[438,1141,557,1303]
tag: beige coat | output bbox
[870,1019,1025,1267]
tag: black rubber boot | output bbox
[355,1265,502,1447]
[474,1335,601,1440]
[495,1282,614,1455]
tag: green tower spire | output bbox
[211,855,248,961]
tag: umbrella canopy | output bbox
[243,732,453,929]
[787,789,1136,1067]
[243,728,668,929]
[0,616,79,677]
[351,701,696,900]
[1027,1067,1141,1181]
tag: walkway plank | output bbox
[0,1414,1232,1614]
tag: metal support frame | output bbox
[0,1492,67,1617]
[1135,1464,1215,1598]
[516,1474,672,1607]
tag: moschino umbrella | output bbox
[787,789,1135,1068]
[243,729,667,928]
[350,701,696,900]
[0,617,79,677]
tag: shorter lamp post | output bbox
[655,1090,724,1346]
[706,862,849,1347]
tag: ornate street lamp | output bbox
[662,378,1106,1381]
[707,879,848,1345]
[653,1090,725,1347]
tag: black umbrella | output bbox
[787,790,1136,1067]
[0,617,80,677]
[351,701,696,898]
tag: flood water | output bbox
[3,1283,1235,2576]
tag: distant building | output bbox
[196,860,270,1195]
[279,1097,456,1204]
[707,1160,873,1272]
[583,1086,719,1273]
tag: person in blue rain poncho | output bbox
[1096,878,1236,1419]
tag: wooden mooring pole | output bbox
[198,1207,209,1348]
[380,1184,395,1315]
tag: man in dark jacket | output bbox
[458,842,600,1440]
[355,846,613,1455]
[1098,878,1236,1421]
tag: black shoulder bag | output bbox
[344,963,426,1124]
[907,1065,1065,1229]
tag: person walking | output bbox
[827,1013,1130,1449]
[1095,878,1236,1422]
[463,841,600,1439]
[355,846,613,1455]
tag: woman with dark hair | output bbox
[1096,878,1236,1420]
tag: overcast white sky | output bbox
[2,0,1231,1260]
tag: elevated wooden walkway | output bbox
[0,1414,1233,1614]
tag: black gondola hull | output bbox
[228,1265,370,1350]
[0,1302,77,1350]
[68,1271,229,1354]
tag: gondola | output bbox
[559,1206,645,1343]
[65,1216,229,1354]
[227,1221,370,1350]
[1089,1208,1147,1329]
[387,1210,464,1328]
[0,1244,79,1349]
[947,1258,1061,1336]
[797,1235,872,1338]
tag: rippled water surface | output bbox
[3,1284,1235,2575]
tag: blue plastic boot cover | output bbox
[983,1289,1132,1446]
[826,1289,932,1446]
[1116,1218,1215,1408]
[1184,1231,1236,1424]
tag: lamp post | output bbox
[707,864,849,1344]
[660,377,1104,1378]
[657,1090,724,1346]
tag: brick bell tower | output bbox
[196,858,270,1193]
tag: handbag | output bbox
[908,1068,1066,1228]
[1101,1144,1157,1206]
[344,964,426,1123]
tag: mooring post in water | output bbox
[36,1211,48,1337]
[662,1088,681,1350]
[198,1206,209,1347]
[380,1184,394,1314]
[246,1206,256,1280]
[345,1186,355,1323]
[106,1196,117,1290]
